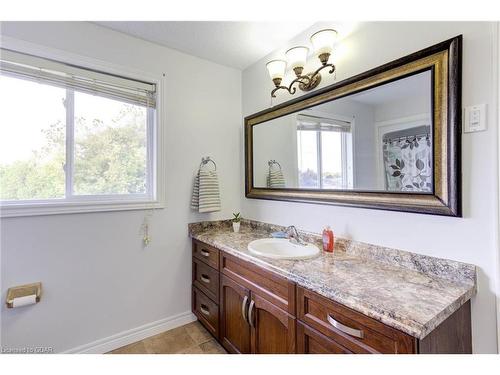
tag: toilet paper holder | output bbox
[6,282,42,308]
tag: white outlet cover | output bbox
[464,104,487,133]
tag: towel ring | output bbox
[200,156,217,171]
[268,160,282,170]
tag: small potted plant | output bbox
[232,212,241,233]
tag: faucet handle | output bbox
[285,225,307,246]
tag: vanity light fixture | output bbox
[266,29,337,98]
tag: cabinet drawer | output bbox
[193,240,219,270]
[297,287,415,354]
[220,252,296,314]
[193,257,219,302]
[192,286,219,337]
[297,321,352,354]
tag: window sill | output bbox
[0,199,165,218]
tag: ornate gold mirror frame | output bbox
[245,36,462,216]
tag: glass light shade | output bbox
[266,60,287,80]
[310,29,338,55]
[285,46,309,70]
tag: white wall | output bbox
[0,22,242,352]
[242,22,499,353]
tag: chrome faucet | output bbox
[286,225,307,246]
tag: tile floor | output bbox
[108,321,226,354]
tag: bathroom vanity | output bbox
[189,220,476,354]
[201,36,472,355]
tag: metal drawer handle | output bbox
[200,274,210,284]
[200,304,210,316]
[327,314,364,339]
[200,250,210,257]
[248,300,255,328]
[241,295,248,323]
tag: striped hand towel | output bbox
[191,169,221,213]
[191,171,200,210]
[267,169,285,188]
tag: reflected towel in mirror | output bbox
[267,169,285,188]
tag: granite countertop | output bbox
[188,219,477,339]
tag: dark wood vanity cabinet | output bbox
[192,239,472,354]
[192,239,296,354]
[219,254,296,354]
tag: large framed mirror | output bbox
[245,36,461,216]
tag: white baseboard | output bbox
[62,311,197,354]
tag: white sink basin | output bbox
[247,238,320,260]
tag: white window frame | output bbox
[0,36,166,218]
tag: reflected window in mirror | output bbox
[296,114,353,189]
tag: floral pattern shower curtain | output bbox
[383,135,432,192]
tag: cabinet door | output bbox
[248,291,296,354]
[220,274,251,354]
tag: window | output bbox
[0,48,161,217]
[296,114,353,189]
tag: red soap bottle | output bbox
[322,226,334,253]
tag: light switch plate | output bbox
[464,104,487,133]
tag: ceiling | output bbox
[94,21,315,70]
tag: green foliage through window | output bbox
[0,103,148,200]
